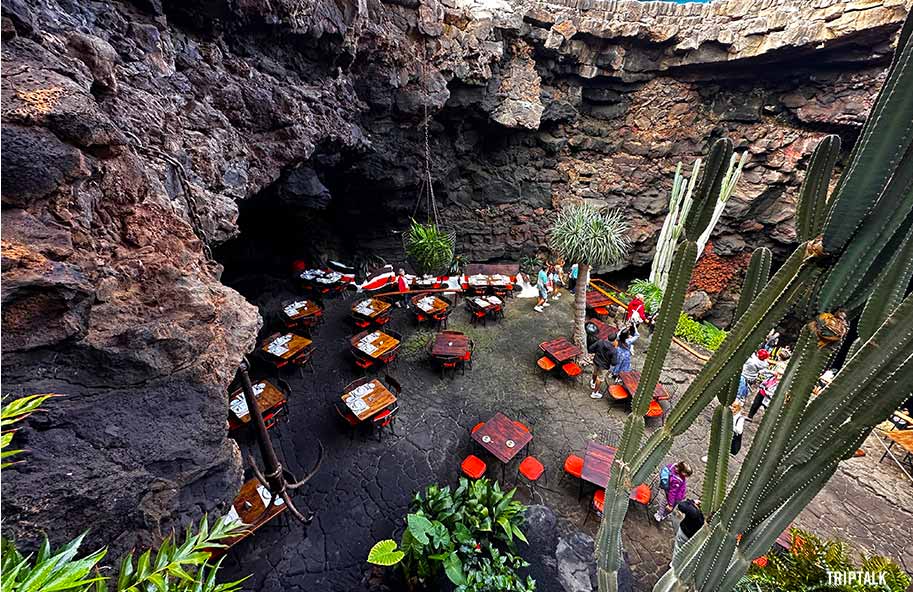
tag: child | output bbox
[730,401,747,455]
[534,265,550,313]
[655,461,693,522]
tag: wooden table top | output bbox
[351,330,401,359]
[412,294,449,314]
[341,379,396,421]
[282,299,321,320]
[539,337,582,363]
[229,380,286,424]
[352,298,392,319]
[590,319,619,341]
[261,333,313,360]
[471,412,532,464]
[431,332,469,358]
[581,441,618,488]
[586,289,613,308]
[229,477,287,528]
[885,429,913,452]
[618,370,670,400]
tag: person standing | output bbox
[568,263,579,294]
[730,401,747,455]
[548,263,563,301]
[673,499,705,556]
[395,268,410,308]
[737,349,770,404]
[534,265,550,313]
[655,461,693,522]
[626,293,647,326]
[588,330,618,399]
[612,324,639,378]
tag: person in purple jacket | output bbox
[655,461,693,522]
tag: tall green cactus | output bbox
[595,12,913,592]
[795,134,840,242]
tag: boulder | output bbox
[683,290,713,320]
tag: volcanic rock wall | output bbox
[1,0,908,553]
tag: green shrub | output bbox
[405,219,454,276]
[735,528,910,592]
[627,279,663,315]
[674,313,727,351]
[367,478,532,591]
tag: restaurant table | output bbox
[352,298,392,319]
[351,330,401,359]
[260,333,313,365]
[581,441,618,488]
[539,337,582,363]
[228,380,286,426]
[213,477,287,555]
[300,268,343,284]
[472,412,532,467]
[412,294,450,315]
[282,299,321,322]
[431,332,470,358]
[618,370,671,400]
[341,378,396,422]
[586,289,613,310]
[880,429,913,468]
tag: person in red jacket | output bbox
[626,293,646,325]
[395,268,410,307]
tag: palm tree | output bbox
[548,203,631,351]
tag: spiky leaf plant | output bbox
[596,14,913,592]
[404,219,454,276]
[548,204,630,350]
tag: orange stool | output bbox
[537,356,556,371]
[517,456,546,499]
[513,420,530,433]
[584,489,606,525]
[562,361,583,377]
[461,455,487,479]
[646,400,664,420]
[593,307,609,317]
[563,454,584,478]
[609,385,630,400]
[470,421,485,434]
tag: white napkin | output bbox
[229,397,248,417]
[350,383,374,397]
[359,341,378,355]
[257,484,284,507]
[283,300,308,316]
[469,274,487,285]
[473,298,491,308]
[355,301,374,315]
[347,397,369,414]
[487,296,503,305]
[225,505,242,525]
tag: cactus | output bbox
[595,12,913,592]
[649,148,748,292]
[795,135,841,242]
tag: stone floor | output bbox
[220,278,912,591]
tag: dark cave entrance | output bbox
[212,157,419,304]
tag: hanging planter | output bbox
[403,218,455,276]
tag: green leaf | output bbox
[406,514,434,545]
[366,540,405,566]
[443,551,466,586]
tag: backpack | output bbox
[659,465,671,491]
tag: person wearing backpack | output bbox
[655,461,693,522]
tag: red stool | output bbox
[517,456,546,500]
[646,400,664,421]
[561,361,583,378]
[461,455,487,479]
[563,454,584,478]
[609,385,630,401]
[470,421,485,434]
[537,356,556,371]
[584,489,606,525]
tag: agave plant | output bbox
[404,218,454,276]
[548,203,630,351]
[596,14,913,592]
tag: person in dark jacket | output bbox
[588,331,618,399]
[673,499,705,555]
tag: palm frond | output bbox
[548,203,630,268]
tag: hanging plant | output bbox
[404,218,454,276]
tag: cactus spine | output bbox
[596,12,913,592]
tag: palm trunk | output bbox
[574,263,590,352]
